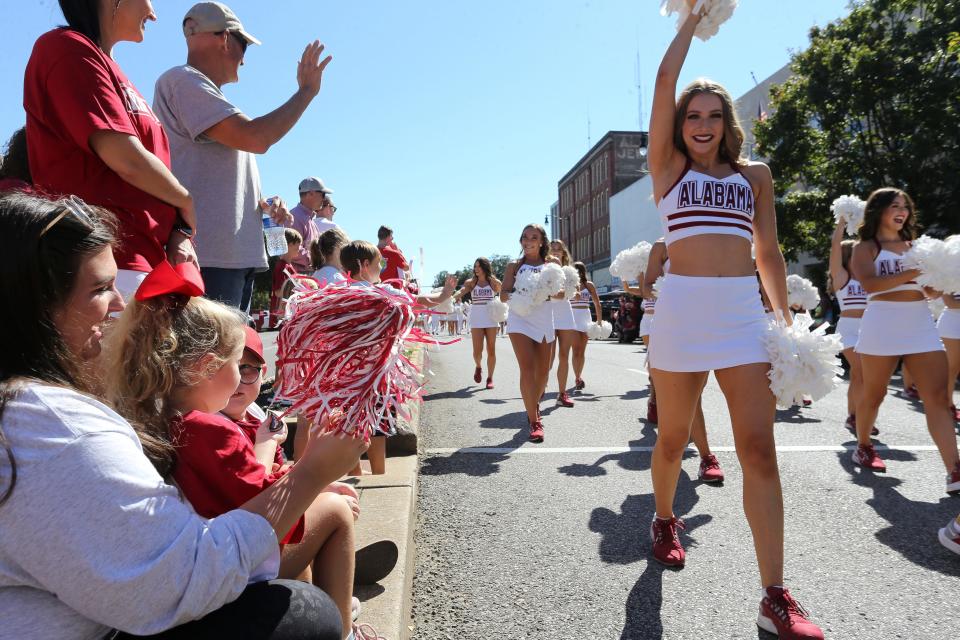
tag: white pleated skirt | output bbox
[572,307,591,334]
[648,274,769,372]
[835,316,862,351]
[507,300,555,343]
[639,313,654,338]
[552,300,577,331]
[938,308,960,340]
[469,303,498,329]
[855,301,944,356]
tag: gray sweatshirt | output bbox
[0,384,280,640]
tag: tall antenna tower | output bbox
[636,49,646,129]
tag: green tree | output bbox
[755,0,960,262]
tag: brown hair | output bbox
[377,225,393,241]
[674,78,745,165]
[340,240,381,278]
[284,228,302,246]
[858,188,917,242]
[103,296,246,478]
[574,261,588,287]
[519,224,549,263]
[550,239,572,267]
[310,227,350,270]
[474,257,493,281]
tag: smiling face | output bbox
[879,194,911,233]
[474,260,483,278]
[197,342,244,414]
[107,0,157,43]
[520,226,545,260]
[52,246,125,360]
[681,92,725,158]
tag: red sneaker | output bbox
[698,454,724,483]
[951,404,960,422]
[646,399,658,424]
[556,392,574,408]
[485,378,494,390]
[575,378,585,390]
[757,586,824,639]
[529,420,544,443]
[852,444,886,472]
[905,385,920,400]
[473,367,482,384]
[940,518,960,555]
[802,396,813,407]
[845,415,878,436]
[947,463,960,495]
[650,517,685,567]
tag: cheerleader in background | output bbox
[646,7,823,637]
[570,262,602,392]
[849,188,959,493]
[454,257,501,389]
[939,289,960,421]
[501,224,560,442]
[827,219,871,434]
[549,240,579,407]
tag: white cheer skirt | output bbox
[552,299,577,331]
[648,274,769,372]
[835,316,861,351]
[938,308,960,340]
[507,299,555,343]
[469,302,498,329]
[572,307,592,333]
[639,312,654,338]
[855,300,944,356]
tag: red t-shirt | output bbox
[234,411,286,469]
[380,245,409,283]
[23,28,177,272]
[171,410,304,544]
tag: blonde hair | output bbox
[103,295,246,477]
[550,239,573,267]
[674,78,746,165]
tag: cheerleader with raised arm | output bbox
[827,219,871,434]
[549,240,579,407]
[501,224,560,442]
[569,262,602,392]
[849,188,960,492]
[455,258,502,389]
[645,6,823,637]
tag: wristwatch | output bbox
[172,222,195,239]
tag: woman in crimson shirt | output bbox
[24,0,197,299]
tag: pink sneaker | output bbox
[575,378,585,390]
[947,463,960,495]
[485,378,494,390]
[650,517,685,567]
[952,405,960,422]
[529,420,544,443]
[473,367,482,384]
[852,444,887,472]
[556,392,574,408]
[845,415,878,436]
[353,622,387,640]
[698,454,725,483]
[757,586,824,639]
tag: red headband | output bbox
[135,260,205,302]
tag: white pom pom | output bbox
[537,263,565,300]
[786,274,820,311]
[562,265,580,300]
[610,241,653,281]
[652,276,664,298]
[431,289,454,314]
[928,297,946,321]
[763,313,844,408]
[488,298,509,323]
[587,321,612,340]
[661,0,738,41]
[902,235,960,295]
[507,268,541,317]
[831,194,866,237]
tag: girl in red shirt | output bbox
[104,263,365,637]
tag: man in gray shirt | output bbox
[153,1,331,312]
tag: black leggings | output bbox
[114,580,341,640]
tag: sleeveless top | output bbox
[868,241,923,299]
[658,158,755,246]
[836,277,867,312]
[515,263,549,301]
[571,287,591,309]
[642,298,656,312]
[472,282,494,305]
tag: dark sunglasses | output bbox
[217,30,248,54]
[238,364,262,385]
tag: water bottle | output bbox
[262,197,287,257]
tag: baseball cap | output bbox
[298,177,333,194]
[183,2,261,46]
[242,325,266,365]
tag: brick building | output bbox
[554,131,649,287]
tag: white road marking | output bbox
[425,444,940,455]
[626,368,648,377]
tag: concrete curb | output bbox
[352,344,427,639]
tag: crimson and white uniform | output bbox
[835,277,867,350]
[937,294,960,340]
[469,283,498,329]
[571,288,592,333]
[639,297,656,338]
[552,297,577,331]
[506,263,555,343]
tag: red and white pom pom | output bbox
[488,297,509,323]
[562,265,580,300]
[902,235,960,295]
[610,241,652,282]
[660,0,738,41]
[763,313,843,408]
[786,274,820,312]
[274,281,437,440]
[831,194,866,237]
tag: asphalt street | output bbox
[410,336,960,639]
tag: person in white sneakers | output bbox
[646,3,823,637]
[940,513,960,555]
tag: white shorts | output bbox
[552,300,577,331]
[649,274,769,372]
[639,313,654,338]
[835,316,861,351]
[469,303,498,329]
[572,307,591,333]
[507,300,555,343]
[938,308,960,340]
[855,301,944,356]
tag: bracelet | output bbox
[172,223,195,239]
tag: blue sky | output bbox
[3,1,850,286]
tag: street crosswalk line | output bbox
[425,444,940,455]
